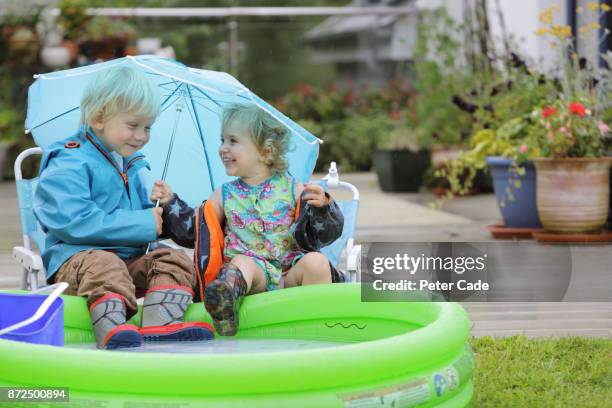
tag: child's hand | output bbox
[303,184,329,207]
[151,181,174,206]
[152,207,163,236]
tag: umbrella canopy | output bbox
[26,55,321,207]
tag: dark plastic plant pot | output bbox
[372,149,431,192]
[486,156,542,228]
[473,168,493,193]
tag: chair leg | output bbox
[21,268,40,291]
[346,244,362,283]
[30,270,39,291]
[21,268,29,290]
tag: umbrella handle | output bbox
[146,104,182,255]
[145,199,161,254]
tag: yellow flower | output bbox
[602,4,611,12]
[576,6,584,13]
[578,26,588,34]
[587,2,599,12]
[549,42,558,49]
[535,27,549,36]
[551,24,572,39]
[539,8,553,24]
[589,22,602,30]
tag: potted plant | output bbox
[1,14,41,71]
[528,99,611,232]
[477,119,543,229]
[372,121,431,192]
[437,75,554,228]
[525,4,612,233]
[81,16,136,61]
[57,0,90,60]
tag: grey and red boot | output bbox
[204,263,248,336]
[89,293,142,350]
[140,285,214,342]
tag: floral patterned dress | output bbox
[222,173,304,290]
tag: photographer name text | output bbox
[372,279,489,291]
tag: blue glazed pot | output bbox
[486,156,542,228]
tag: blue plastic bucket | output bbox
[0,293,64,346]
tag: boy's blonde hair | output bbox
[80,66,159,126]
[222,104,289,174]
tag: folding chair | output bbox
[317,162,362,283]
[12,148,362,291]
[13,147,45,290]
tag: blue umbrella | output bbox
[25,55,321,207]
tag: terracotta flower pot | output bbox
[62,40,80,60]
[533,157,612,233]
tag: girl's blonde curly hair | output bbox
[222,104,290,174]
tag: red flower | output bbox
[301,84,313,97]
[344,92,355,106]
[542,106,556,118]
[568,102,586,117]
[389,111,401,120]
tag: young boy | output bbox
[33,66,213,349]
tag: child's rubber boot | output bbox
[204,263,247,336]
[90,293,143,350]
[140,285,214,342]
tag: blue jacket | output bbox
[33,129,158,280]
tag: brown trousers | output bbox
[54,248,195,317]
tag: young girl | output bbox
[152,103,344,336]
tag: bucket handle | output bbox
[0,282,69,337]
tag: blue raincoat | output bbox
[33,129,157,280]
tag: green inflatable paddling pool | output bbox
[0,284,474,407]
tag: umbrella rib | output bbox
[160,105,183,182]
[192,87,223,108]
[160,82,183,108]
[191,98,221,116]
[188,94,246,105]
[157,80,182,88]
[129,57,225,96]
[184,95,220,125]
[185,86,215,192]
[234,90,253,102]
[26,106,80,133]
[159,95,182,115]
[158,82,184,95]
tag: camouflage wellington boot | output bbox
[204,263,247,336]
[89,293,142,350]
[140,285,214,342]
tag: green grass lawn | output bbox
[471,336,612,407]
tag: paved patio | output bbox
[0,172,610,338]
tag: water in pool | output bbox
[67,338,346,353]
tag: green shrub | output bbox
[278,83,414,171]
